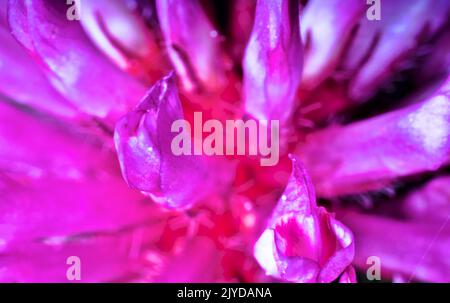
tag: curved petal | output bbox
[243,0,302,123]
[318,214,355,283]
[343,0,450,100]
[402,176,450,223]
[254,156,354,282]
[78,0,168,81]
[297,77,450,197]
[0,4,77,118]
[300,0,365,90]
[114,73,231,209]
[8,0,146,122]
[0,101,112,180]
[342,211,450,282]
[0,174,163,250]
[0,222,166,282]
[156,0,227,92]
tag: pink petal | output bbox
[156,0,227,92]
[254,156,354,283]
[296,77,450,197]
[300,0,365,90]
[0,223,166,282]
[341,211,450,282]
[402,176,450,223]
[343,0,450,100]
[8,0,146,122]
[0,3,77,118]
[243,0,302,123]
[78,0,168,81]
[0,101,114,180]
[412,32,450,88]
[0,174,164,251]
[114,73,231,209]
[0,101,171,279]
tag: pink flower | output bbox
[255,156,354,282]
[0,0,449,283]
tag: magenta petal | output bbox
[0,13,77,118]
[343,0,450,100]
[114,73,227,209]
[0,101,160,246]
[8,0,145,122]
[0,174,162,250]
[317,215,355,283]
[402,176,450,223]
[243,0,302,123]
[78,0,166,79]
[0,101,112,180]
[254,156,354,283]
[301,0,365,90]
[156,0,227,92]
[0,223,165,282]
[297,77,450,197]
[342,212,450,282]
[79,0,156,68]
